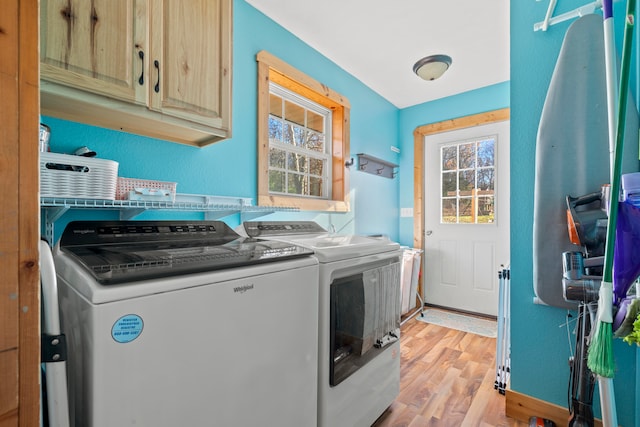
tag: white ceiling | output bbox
[245,0,511,109]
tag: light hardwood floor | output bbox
[372,314,528,427]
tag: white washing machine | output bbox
[52,220,319,427]
[243,221,403,427]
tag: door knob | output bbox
[426,230,433,236]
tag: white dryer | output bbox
[243,221,403,427]
[52,220,319,427]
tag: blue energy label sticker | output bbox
[111,314,144,343]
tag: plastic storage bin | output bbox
[40,152,118,200]
[116,177,177,201]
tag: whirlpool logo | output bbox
[233,284,254,294]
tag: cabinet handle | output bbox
[154,60,160,93]
[138,51,144,85]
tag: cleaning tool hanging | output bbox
[588,0,635,380]
[587,1,636,427]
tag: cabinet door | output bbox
[40,0,146,104]
[149,0,231,131]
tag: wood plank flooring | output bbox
[372,315,528,427]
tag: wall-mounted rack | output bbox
[41,194,299,243]
[533,0,602,32]
[356,153,398,179]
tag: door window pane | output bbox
[440,136,497,224]
[459,143,476,169]
[459,170,475,194]
[442,171,456,197]
[442,146,457,170]
[442,199,457,223]
[459,198,473,223]
[478,138,495,167]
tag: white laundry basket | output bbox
[40,152,118,200]
[400,248,422,315]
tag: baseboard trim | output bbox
[506,389,603,427]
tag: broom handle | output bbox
[603,0,617,182]
[602,0,635,284]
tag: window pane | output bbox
[269,148,286,169]
[477,196,495,223]
[308,110,324,133]
[442,199,457,223]
[293,125,306,147]
[269,170,285,193]
[459,198,473,223]
[309,157,324,176]
[288,172,305,194]
[288,152,308,173]
[442,146,457,171]
[478,138,495,167]
[268,116,283,143]
[269,93,283,118]
[306,131,325,152]
[477,168,495,191]
[283,123,294,145]
[309,177,323,197]
[442,171,456,197]
[459,143,476,169]
[284,100,305,126]
[459,170,475,194]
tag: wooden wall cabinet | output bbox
[40,0,232,147]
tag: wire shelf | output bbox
[41,194,300,243]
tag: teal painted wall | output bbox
[43,0,400,242]
[511,1,637,426]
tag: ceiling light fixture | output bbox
[413,54,452,81]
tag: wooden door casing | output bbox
[413,109,510,301]
[0,0,41,425]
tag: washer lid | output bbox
[287,234,400,262]
[57,220,314,285]
[243,221,400,263]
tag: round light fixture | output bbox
[413,54,452,81]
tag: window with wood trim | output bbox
[256,50,350,212]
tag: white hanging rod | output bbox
[533,0,603,31]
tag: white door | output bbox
[423,120,510,316]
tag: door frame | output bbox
[413,108,510,297]
[1,0,40,424]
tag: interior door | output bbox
[423,120,510,316]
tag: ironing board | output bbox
[533,13,639,309]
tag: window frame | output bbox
[256,50,350,212]
[268,83,333,199]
